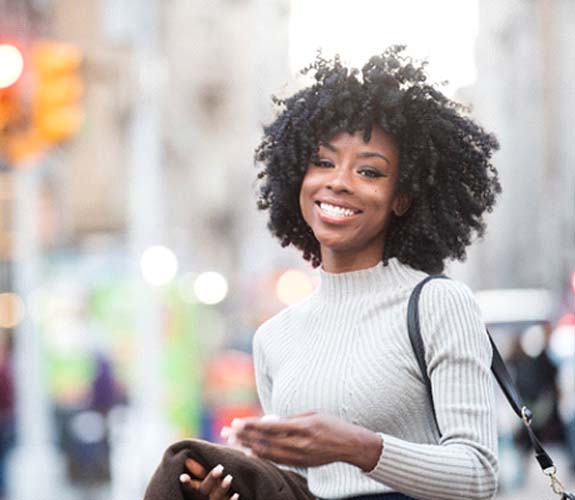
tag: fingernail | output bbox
[179,473,190,483]
[212,464,224,477]
[261,414,280,422]
[220,426,232,438]
[222,474,233,488]
[230,494,240,500]
[231,418,245,430]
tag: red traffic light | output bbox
[0,44,24,89]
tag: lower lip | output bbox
[315,204,361,224]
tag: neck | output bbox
[320,249,385,274]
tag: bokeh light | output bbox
[140,245,178,286]
[275,269,314,306]
[0,292,26,328]
[194,272,228,305]
[520,325,545,358]
[0,44,24,88]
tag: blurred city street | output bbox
[0,0,574,499]
[498,448,575,500]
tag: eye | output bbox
[312,159,334,168]
[358,168,385,179]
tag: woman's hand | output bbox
[179,458,239,500]
[230,412,382,471]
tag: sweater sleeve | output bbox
[252,328,273,416]
[365,279,499,500]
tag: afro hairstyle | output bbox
[255,45,501,274]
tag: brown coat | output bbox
[143,439,314,500]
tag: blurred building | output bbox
[2,0,291,498]
[455,0,575,301]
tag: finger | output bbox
[185,458,208,479]
[291,411,317,418]
[179,473,202,493]
[210,474,233,500]
[247,440,307,466]
[240,417,291,434]
[198,464,225,495]
[239,420,298,440]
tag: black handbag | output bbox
[407,275,575,500]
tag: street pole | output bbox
[109,0,172,498]
[7,160,65,500]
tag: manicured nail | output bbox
[222,474,233,488]
[179,473,190,483]
[231,418,245,430]
[220,426,232,438]
[230,494,240,500]
[212,464,224,477]
[261,414,280,422]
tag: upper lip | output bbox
[315,199,362,213]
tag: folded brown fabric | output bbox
[143,439,315,500]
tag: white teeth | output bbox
[319,202,357,218]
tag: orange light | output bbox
[31,41,84,143]
[0,44,24,89]
[275,269,314,306]
[5,128,46,163]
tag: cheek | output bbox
[299,177,313,222]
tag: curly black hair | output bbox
[255,46,501,274]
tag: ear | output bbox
[392,192,412,217]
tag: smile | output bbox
[316,201,361,219]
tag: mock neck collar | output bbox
[317,257,406,300]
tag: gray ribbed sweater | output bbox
[252,258,498,500]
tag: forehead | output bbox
[321,126,399,158]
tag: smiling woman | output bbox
[299,128,409,273]
[176,46,502,500]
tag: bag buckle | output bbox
[544,465,568,497]
[521,406,533,426]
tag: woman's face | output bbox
[299,126,409,271]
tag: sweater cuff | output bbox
[364,433,417,483]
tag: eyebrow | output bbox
[319,142,391,165]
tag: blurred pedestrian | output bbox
[176,46,502,500]
[0,340,14,500]
[89,352,124,416]
[508,323,563,449]
[559,357,575,473]
[555,317,575,475]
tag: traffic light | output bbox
[31,40,84,143]
[0,44,25,131]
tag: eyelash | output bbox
[313,160,333,168]
[312,160,385,178]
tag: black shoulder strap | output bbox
[407,275,556,474]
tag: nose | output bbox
[326,164,353,193]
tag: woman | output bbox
[180,45,501,500]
